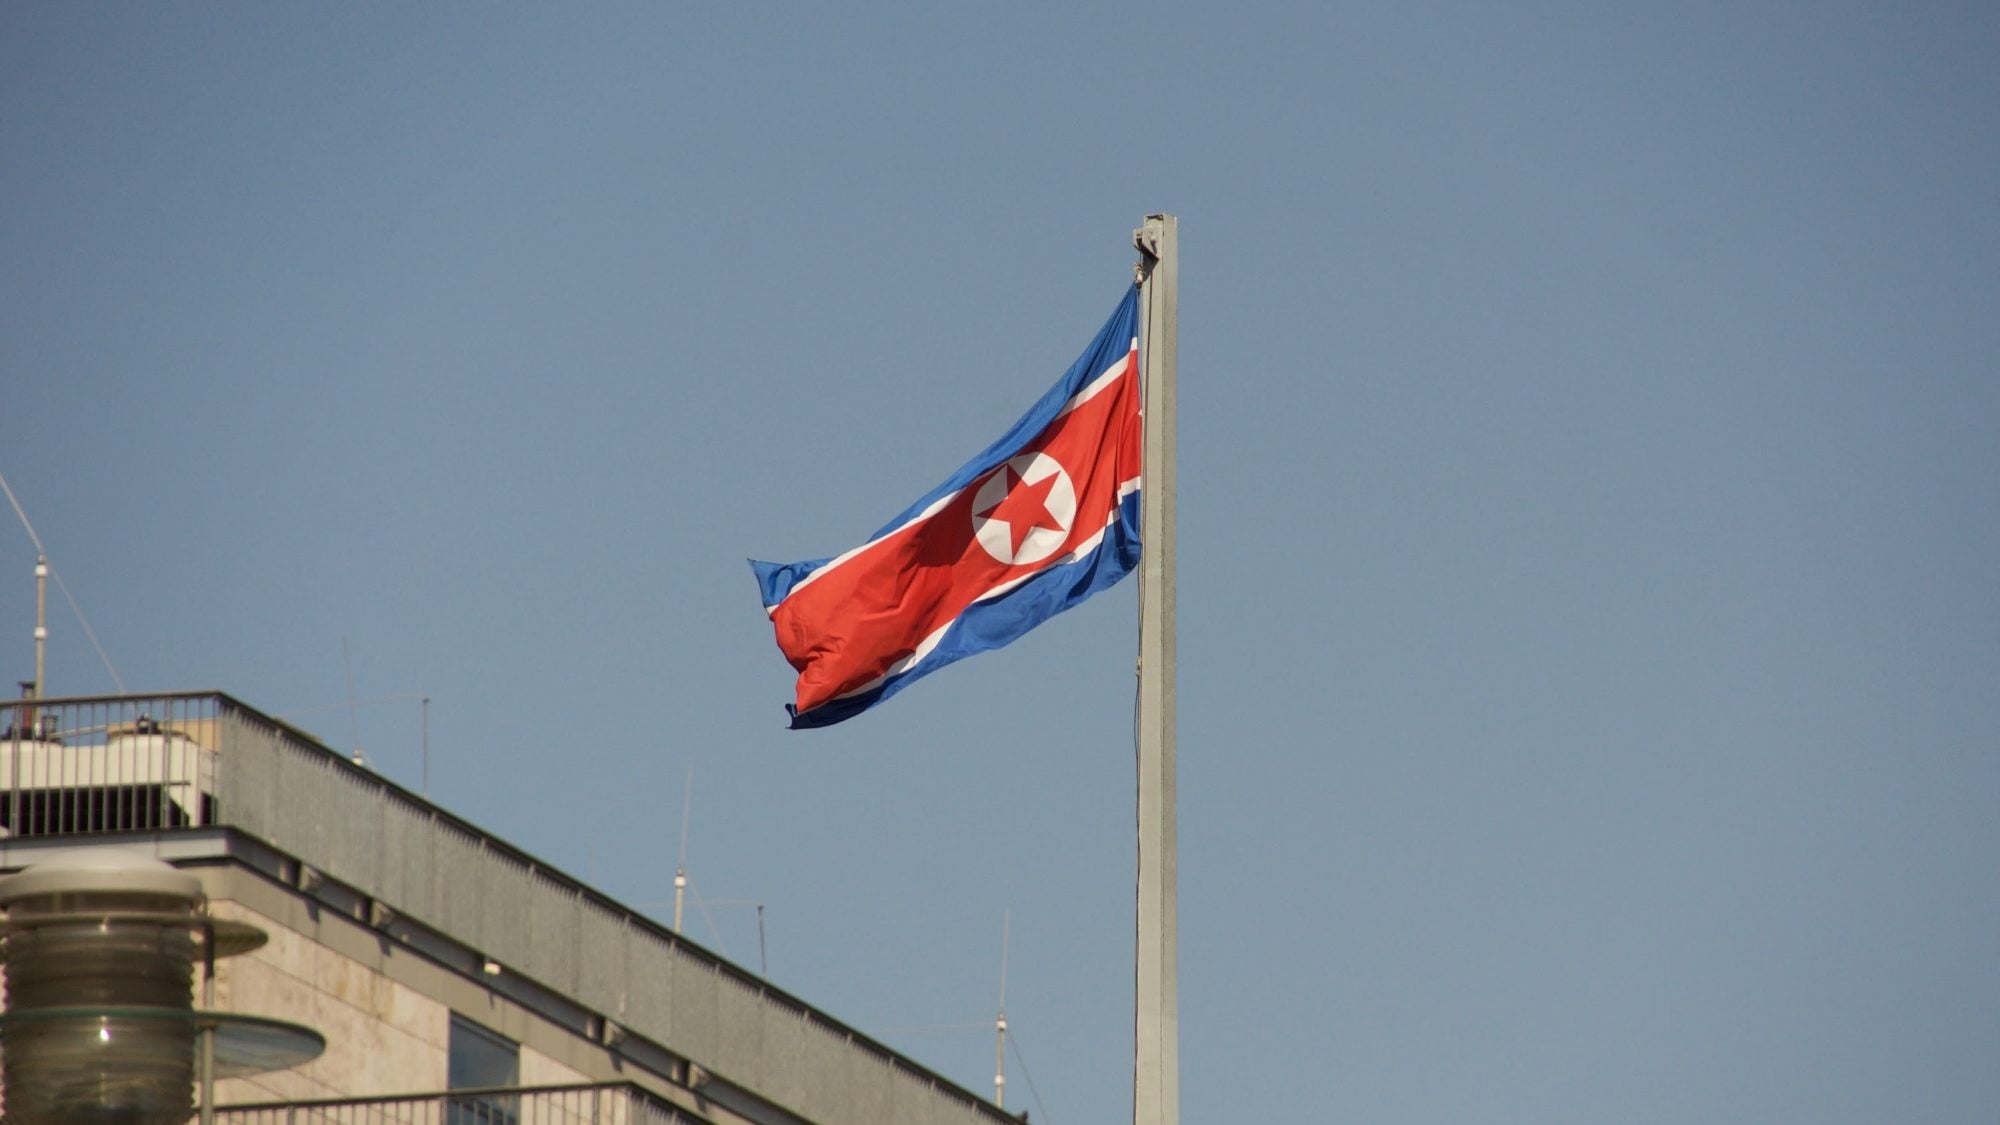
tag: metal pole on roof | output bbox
[34,554,46,703]
[199,920,217,1125]
[674,765,694,935]
[995,910,1010,1108]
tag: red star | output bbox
[976,464,1066,559]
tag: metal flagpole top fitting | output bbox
[1134,213,1173,281]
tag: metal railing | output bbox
[1,692,224,837]
[214,1082,708,1125]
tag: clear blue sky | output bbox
[5,4,1998,1122]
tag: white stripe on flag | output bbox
[778,350,1136,607]
[822,490,1140,704]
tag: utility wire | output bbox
[1005,1026,1053,1125]
[685,874,729,957]
[875,1023,989,1034]
[869,1017,1055,1123]
[0,471,45,559]
[280,693,430,718]
[0,469,126,693]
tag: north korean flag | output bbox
[752,287,1143,728]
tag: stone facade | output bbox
[204,875,589,1107]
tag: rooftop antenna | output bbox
[645,774,768,972]
[694,898,771,976]
[996,910,1010,1109]
[674,764,694,935]
[277,693,428,791]
[341,636,364,766]
[2,468,125,697]
[33,553,45,704]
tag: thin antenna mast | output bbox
[342,636,364,766]
[279,693,428,787]
[33,555,46,702]
[674,765,694,934]
[996,910,1011,1108]
[0,469,125,696]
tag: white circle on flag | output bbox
[972,452,1077,566]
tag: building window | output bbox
[448,1014,519,1124]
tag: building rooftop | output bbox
[0,690,1022,1125]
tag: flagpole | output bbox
[1134,213,1179,1125]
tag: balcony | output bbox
[214,1082,712,1125]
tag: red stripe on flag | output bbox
[772,351,1141,713]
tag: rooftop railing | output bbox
[214,1082,709,1125]
[1,691,225,837]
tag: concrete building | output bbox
[0,691,1021,1125]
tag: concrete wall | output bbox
[211,898,451,1102]
[204,871,594,1105]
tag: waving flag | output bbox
[752,287,1143,728]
